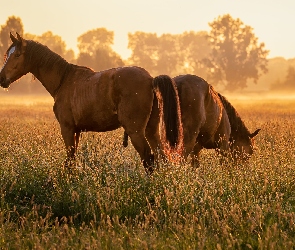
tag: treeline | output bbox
[0,15,294,95]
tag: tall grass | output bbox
[1,96,295,249]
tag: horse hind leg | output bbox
[145,128,162,161]
[190,142,202,169]
[145,101,163,164]
[74,131,81,152]
[127,131,154,175]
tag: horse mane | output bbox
[217,92,250,138]
[25,40,72,77]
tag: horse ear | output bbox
[16,32,23,41]
[10,32,19,44]
[15,32,27,52]
[249,129,261,138]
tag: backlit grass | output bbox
[1,96,295,249]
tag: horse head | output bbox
[230,128,260,162]
[0,32,28,88]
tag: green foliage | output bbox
[1,97,295,249]
[205,14,269,91]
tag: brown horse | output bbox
[0,32,183,174]
[123,74,260,167]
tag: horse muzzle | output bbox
[0,77,11,89]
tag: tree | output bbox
[156,33,182,75]
[179,31,211,77]
[78,28,113,55]
[127,31,211,77]
[0,16,24,59]
[128,32,184,76]
[204,14,269,91]
[271,66,295,93]
[77,28,124,71]
[127,32,159,75]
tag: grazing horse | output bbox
[123,74,260,167]
[0,32,183,174]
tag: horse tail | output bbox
[153,75,183,161]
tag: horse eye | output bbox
[15,54,21,58]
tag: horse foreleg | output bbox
[60,126,76,168]
[216,136,230,166]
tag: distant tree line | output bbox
[0,15,293,95]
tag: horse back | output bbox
[174,75,209,128]
[174,75,226,148]
[55,66,154,132]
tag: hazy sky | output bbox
[1,0,295,59]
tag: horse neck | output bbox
[26,41,72,97]
[218,93,250,139]
[31,63,71,97]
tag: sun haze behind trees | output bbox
[204,14,269,91]
[0,14,293,95]
[76,28,124,72]
[127,31,211,78]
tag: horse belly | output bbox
[197,134,216,149]
[72,80,120,132]
[78,113,120,132]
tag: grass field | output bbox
[1,95,295,249]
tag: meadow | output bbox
[1,95,295,249]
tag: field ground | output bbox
[1,95,295,249]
